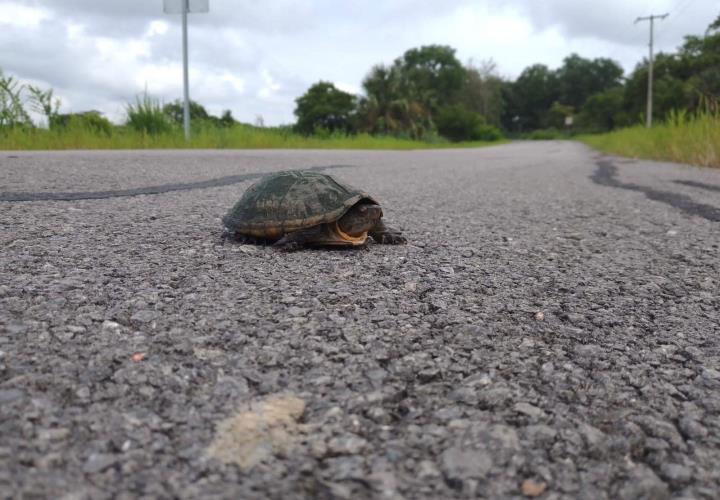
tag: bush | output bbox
[473,124,503,141]
[436,104,502,142]
[126,93,173,135]
[526,128,565,140]
[52,111,113,136]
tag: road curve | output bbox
[1,142,719,498]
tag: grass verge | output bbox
[578,110,719,168]
[0,123,507,151]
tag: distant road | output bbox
[1,142,719,498]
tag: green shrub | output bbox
[526,128,565,140]
[473,124,503,141]
[52,111,113,136]
[436,104,502,142]
[126,93,173,135]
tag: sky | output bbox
[0,0,715,125]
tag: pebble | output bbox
[327,435,369,456]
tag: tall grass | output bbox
[125,94,173,135]
[579,109,719,168]
[0,120,506,150]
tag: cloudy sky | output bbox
[0,0,715,125]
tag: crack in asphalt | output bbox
[591,158,720,222]
[674,179,720,193]
[0,164,353,202]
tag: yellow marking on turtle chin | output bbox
[333,221,367,245]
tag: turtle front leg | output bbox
[273,226,325,251]
[369,220,406,244]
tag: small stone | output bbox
[310,438,328,459]
[417,459,441,479]
[130,310,157,324]
[404,282,418,292]
[417,367,440,383]
[0,389,24,404]
[287,306,308,317]
[524,424,557,445]
[439,266,455,275]
[327,435,368,456]
[441,447,492,486]
[617,465,669,500]
[659,463,692,484]
[521,479,547,497]
[38,428,71,441]
[430,299,448,311]
[678,417,708,440]
[534,311,545,321]
[666,229,678,236]
[366,407,391,424]
[83,453,118,474]
[514,402,545,418]
[35,452,64,469]
[101,320,122,333]
[450,387,478,405]
[238,245,257,254]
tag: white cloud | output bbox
[335,82,361,95]
[0,2,51,28]
[257,69,282,100]
[147,20,169,37]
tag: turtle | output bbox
[222,170,406,250]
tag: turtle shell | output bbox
[222,170,378,239]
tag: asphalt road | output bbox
[1,142,719,499]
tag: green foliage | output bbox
[219,110,236,127]
[162,100,236,129]
[502,64,560,131]
[0,123,505,150]
[0,71,32,128]
[545,102,574,130]
[294,81,357,135]
[357,45,466,139]
[556,54,624,109]
[458,60,505,127]
[162,99,210,124]
[435,104,502,142]
[526,128,566,140]
[395,45,466,113]
[126,93,173,135]
[580,108,719,168]
[577,87,629,132]
[54,111,113,136]
[358,65,432,139]
[26,85,60,127]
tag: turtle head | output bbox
[338,203,383,237]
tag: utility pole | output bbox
[635,13,668,128]
[163,0,209,141]
[181,0,190,140]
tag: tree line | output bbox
[294,14,719,140]
[1,14,717,140]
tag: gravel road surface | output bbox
[1,142,719,499]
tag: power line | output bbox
[635,13,669,128]
[655,0,697,41]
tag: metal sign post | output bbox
[163,0,209,140]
